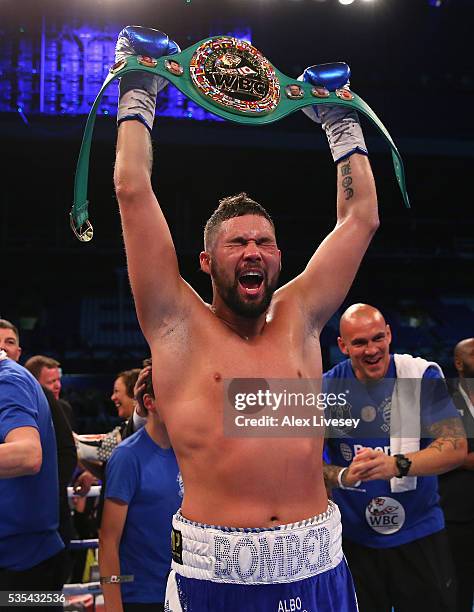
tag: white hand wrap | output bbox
[115,32,172,132]
[319,104,368,163]
[297,75,368,163]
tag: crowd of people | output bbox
[0,23,473,612]
[0,315,472,611]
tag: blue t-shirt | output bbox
[0,359,64,570]
[105,427,182,604]
[324,355,458,548]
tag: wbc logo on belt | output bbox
[190,37,280,115]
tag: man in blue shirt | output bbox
[324,304,466,612]
[0,349,65,603]
[99,362,182,612]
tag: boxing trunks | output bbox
[165,500,358,611]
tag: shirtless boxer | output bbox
[112,26,378,611]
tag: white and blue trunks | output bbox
[165,500,358,611]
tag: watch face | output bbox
[396,455,411,476]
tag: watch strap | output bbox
[99,574,134,584]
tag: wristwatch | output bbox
[394,454,412,478]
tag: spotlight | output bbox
[339,0,355,4]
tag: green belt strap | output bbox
[71,37,410,242]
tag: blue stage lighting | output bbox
[0,20,250,121]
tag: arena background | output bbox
[1,0,472,431]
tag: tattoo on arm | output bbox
[341,162,351,177]
[147,136,153,176]
[428,417,466,453]
[340,161,354,200]
[323,461,343,489]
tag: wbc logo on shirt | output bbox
[365,497,406,535]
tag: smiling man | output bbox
[323,304,467,612]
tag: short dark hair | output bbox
[24,355,60,380]
[134,359,154,410]
[204,192,275,251]
[117,368,141,399]
[142,358,154,398]
[0,319,19,341]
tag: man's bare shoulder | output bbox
[270,281,313,323]
[148,280,210,343]
[272,275,326,333]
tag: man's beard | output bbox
[461,366,474,391]
[211,263,279,319]
[462,363,474,378]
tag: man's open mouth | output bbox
[364,356,382,366]
[238,270,264,296]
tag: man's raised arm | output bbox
[289,64,379,329]
[114,27,186,338]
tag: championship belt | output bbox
[70,36,410,242]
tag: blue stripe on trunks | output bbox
[174,557,358,611]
